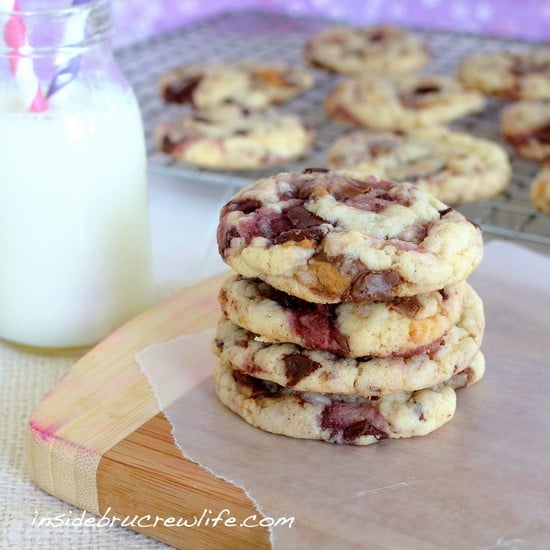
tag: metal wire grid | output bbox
[115,10,550,248]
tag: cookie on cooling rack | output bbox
[216,170,483,303]
[500,101,550,162]
[458,48,550,101]
[324,74,485,130]
[154,104,315,171]
[214,359,459,445]
[531,165,550,213]
[214,283,484,396]
[303,25,429,75]
[159,62,313,109]
[219,274,468,358]
[327,127,511,205]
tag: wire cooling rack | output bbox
[115,10,550,248]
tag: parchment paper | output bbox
[137,241,550,548]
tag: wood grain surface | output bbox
[97,413,269,549]
[28,271,269,548]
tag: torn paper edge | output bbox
[135,329,275,547]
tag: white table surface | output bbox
[0,171,233,549]
[148,172,235,293]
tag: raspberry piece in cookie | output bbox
[325,74,485,130]
[303,25,429,75]
[219,274,468,358]
[458,48,550,101]
[500,101,550,163]
[155,105,315,171]
[159,62,313,109]
[327,127,511,204]
[217,170,483,303]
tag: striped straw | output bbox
[46,0,90,99]
[1,0,47,112]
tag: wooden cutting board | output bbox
[27,242,550,548]
[28,271,270,549]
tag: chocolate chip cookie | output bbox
[303,25,429,75]
[500,100,550,162]
[155,105,315,170]
[325,74,485,130]
[458,48,550,101]
[219,274,468,358]
[159,62,313,109]
[214,359,462,445]
[217,170,483,303]
[531,166,550,213]
[214,283,483,396]
[327,127,511,204]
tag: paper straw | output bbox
[46,0,89,99]
[1,0,47,112]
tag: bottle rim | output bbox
[0,0,112,51]
[0,0,109,17]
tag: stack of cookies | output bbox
[213,168,485,445]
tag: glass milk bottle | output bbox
[0,0,154,349]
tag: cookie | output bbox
[219,274,468,358]
[324,74,485,130]
[217,170,483,303]
[155,105,315,170]
[159,62,313,109]
[303,25,429,75]
[531,166,550,213]
[214,283,484,396]
[458,48,550,101]
[214,359,458,445]
[326,128,511,204]
[500,101,550,162]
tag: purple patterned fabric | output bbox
[113,0,549,46]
